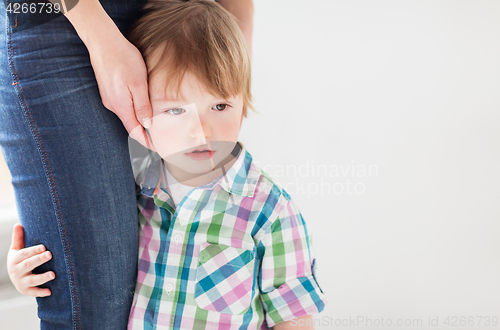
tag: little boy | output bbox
[7,0,327,329]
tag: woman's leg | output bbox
[0,1,146,328]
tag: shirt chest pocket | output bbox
[194,242,256,315]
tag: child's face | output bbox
[147,70,244,175]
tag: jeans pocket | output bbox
[194,242,256,315]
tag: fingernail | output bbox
[143,118,152,129]
[49,272,55,279]
[45,251,51,259]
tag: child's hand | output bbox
[6,224,55,297]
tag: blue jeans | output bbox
[0,0,146,328]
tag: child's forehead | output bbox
[149,69,242,103]
[148,71,206,101]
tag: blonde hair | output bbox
[127,0,254,117]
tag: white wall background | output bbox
[240,0,500,329]
[1,0,500,329]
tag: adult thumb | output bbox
[130,83,153,129]
[10,223,25,251]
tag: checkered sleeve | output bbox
[257,195,328,327]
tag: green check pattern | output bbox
[128,142,327,329]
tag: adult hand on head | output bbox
[61,0,156,151]
[88,35,156,152]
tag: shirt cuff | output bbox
[260,274,328,328]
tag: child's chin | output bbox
[176,159,215,173]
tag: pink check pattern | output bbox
[128,142,327,329]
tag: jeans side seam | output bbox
[5,5,81,329]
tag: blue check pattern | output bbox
[128,142,327,329]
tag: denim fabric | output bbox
[0,0,147,328]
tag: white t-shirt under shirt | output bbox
[162,165,197,207]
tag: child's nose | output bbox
[187,111,212,144]
[200,118,213,139]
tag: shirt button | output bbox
[165,282,174,294]
[173,234,183,243]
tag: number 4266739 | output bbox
[5,2,62,14]
[444,316,498,327]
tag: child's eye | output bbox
[212,103,231,111]
[165,108,185,115]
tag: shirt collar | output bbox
[135,141,261,199]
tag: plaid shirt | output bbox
[128,142,327,329]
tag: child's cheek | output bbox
[149,120,183,157]
[213,116,241,142]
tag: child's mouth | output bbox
[185,149,215,160]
